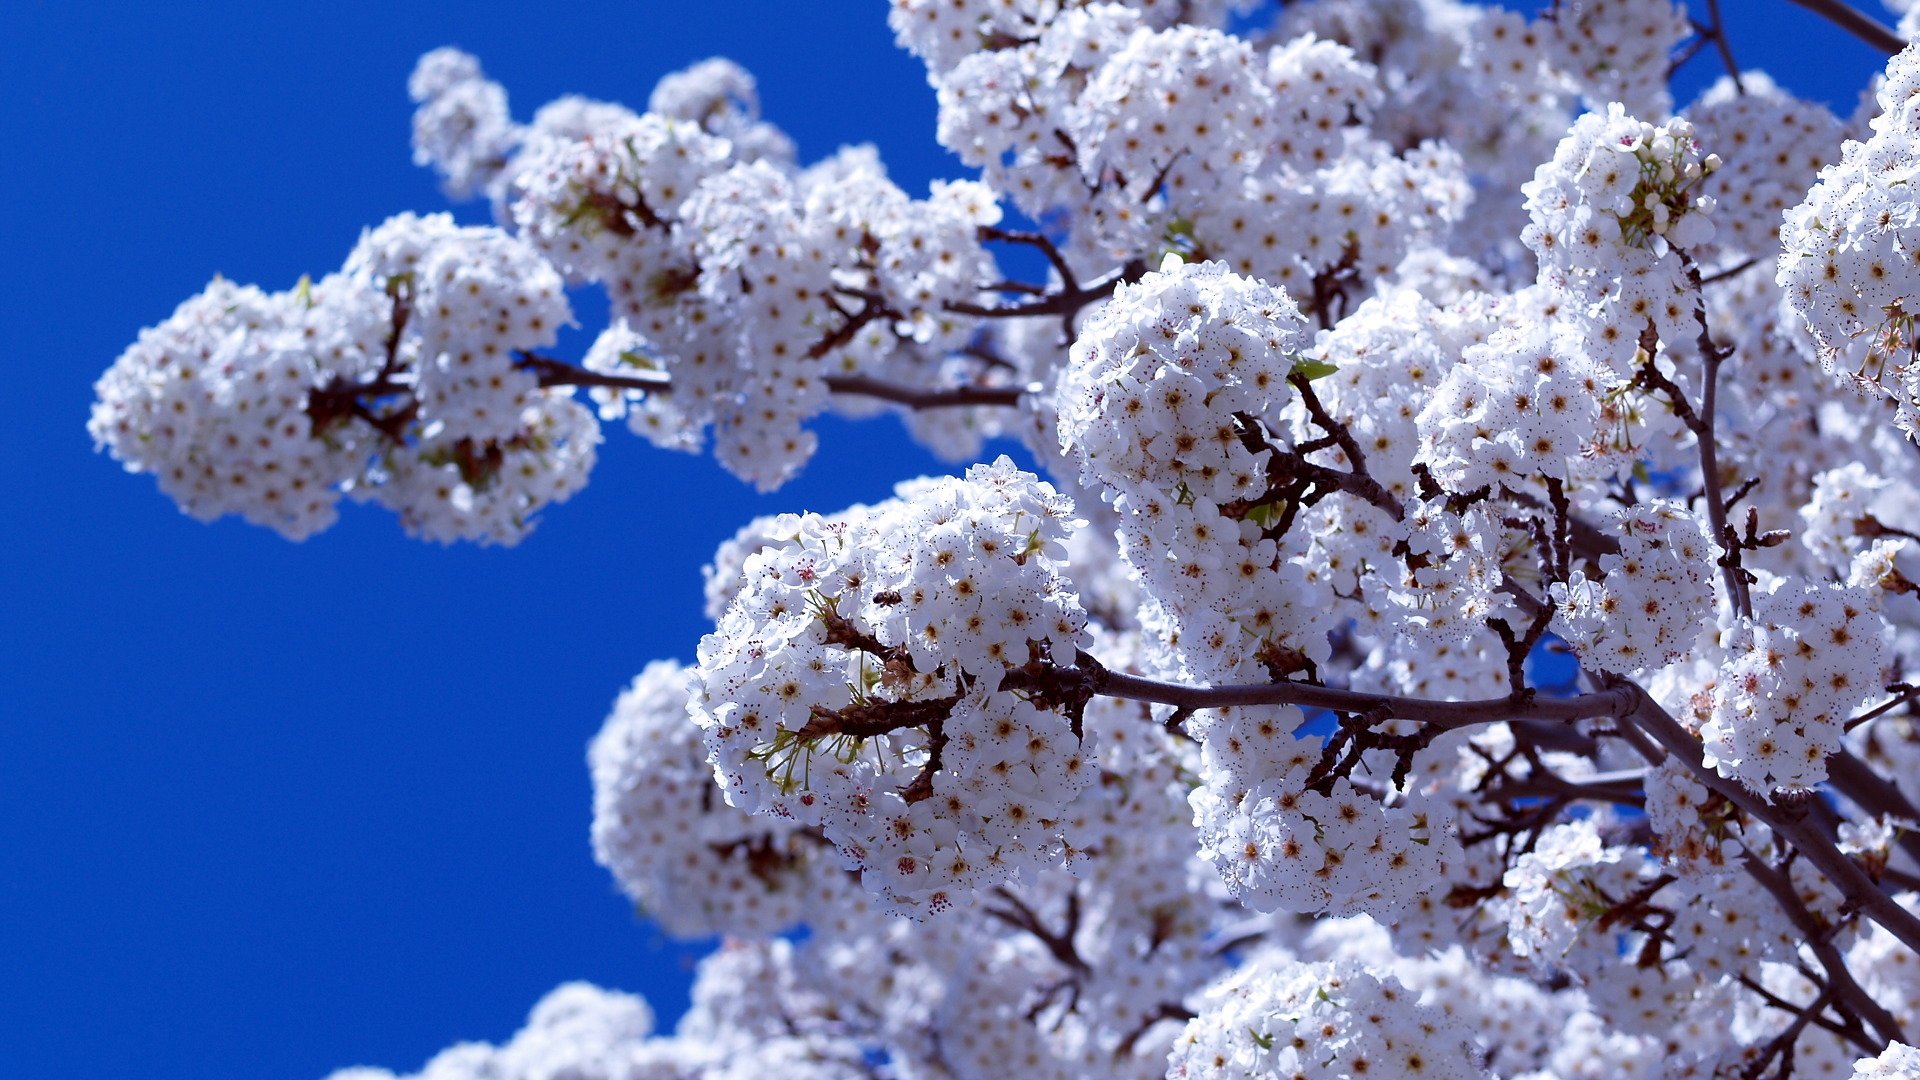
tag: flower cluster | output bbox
[1800,462,1901,573]
[1703,581,1891,792]
[589,661,855,939]
[1523,105,1719,368]
[693,458,1090,913]
[1166,954,1479,1080]
[1059,257,1337,684]
[912,7,1416,259]
[647,56,795,165]
[408,47,519,201]
[1552,501,1716,674]
[1856,1042,1920,1078]
[1687,73,1841,262]
[1415,314,1615,493]
[1188,138,1469,304]
[1780,41,1920,439]
[103,9,1920,1078]
[1537,0,1690,117]
[329,944,878,1080]
[328,982,657,1080]
[87,277,381,540]
[1188,705,1457,919]
[504,86,1003,488]
[1070,25,1269,212]
[89,214,597,544]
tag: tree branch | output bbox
[943,259,1148,327]
[823,374,1024,409]
[1619,681,1920,962]
[517,352,671,394]
[1700,0,1747,94]
[1063,650,1638,728]
[1780,0,1906,55]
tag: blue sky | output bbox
[0,2,1895,1078]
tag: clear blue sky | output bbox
[0,3,1891,1078]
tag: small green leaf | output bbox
[1290,356,1339,381]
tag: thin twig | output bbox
[1702,0,1747,94]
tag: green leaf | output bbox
[1290,356,1339,381]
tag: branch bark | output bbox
[1781,0,1907,55]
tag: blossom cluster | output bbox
[452,52,1012,490]
[1781,41,1920,439]
[1188,704,1457,920]
[1059,258,1338,686]
[89,214,597,544]
[1702,578,1891,792]
[1551,500,1716,674]
[589,661,857,938]
[692,458,1090,913]
[1166,954,1479,1080]
[1523,105,1719,368]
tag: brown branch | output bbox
[1114,1002,1197,1059]
[795,694,960,743]
[1701,255,1761,287]
[1233,411,1402,522]
[1741,851,1904,1052]
[1739,975,1862,1044]
[1739,985,1831,1079]
[824,374,1024,409]
[1619,681,1920,965]
[943,258,1148,324]
[1681,258,1755,619]
[809,297,899,360]
[1701,0,1747,94]
[306,278,416,443]
[1289,371,1399,518]
[985,887,1090,977]
[1497,485,1621,562]
[517,352,671,394]
[1780,0,1906,55]
[979,226,1079,293]
[1070,650,1638,728]
[1847,684,1920,731]
[1485,769,1648,808]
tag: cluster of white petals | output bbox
[694,458,1089,913]
[329,946,877,1080]
[1060,258,1338,686]
[589,661,857,938]
[1188,705,1457,919]
[90,213,596,544]
[1167,953,1480,1080]
[1415,313,1618,491]
[409,48,520,201]
[1689,73,1842,260]
[1523,105,1719,368]
[1703,579,1892,792]
[1855,1040,1920,1077]
[1552,500,1716,674]
[1781,42,1920,439]
[1538,0,1690,116]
